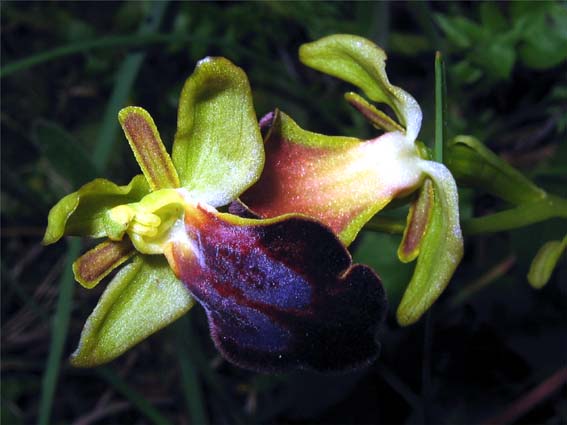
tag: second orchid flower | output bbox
[241,35,464,325]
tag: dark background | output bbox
[2,2,566,424]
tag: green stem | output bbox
[448,255,516,308]
[462,195,567,235]
[364,195,567,236]
[172,316,209,425]
[434,51,447,163]
[96,367,173,425]
[38,240,81,425]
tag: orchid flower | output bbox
[43,57,387,372]
[240,35,464,325]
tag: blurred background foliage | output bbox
[2,1,566,424]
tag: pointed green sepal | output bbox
[173,57,264,207]
[70,255,195,367]
[118,106,180,191]
[299,34,422,141]
[527,235,567,289]
[43,175,150,245]
[446,135,546,205]
[397,161,464,326]
[398,179,434,263]
[72,239,135,289]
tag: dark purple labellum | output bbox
[171,206,387,373]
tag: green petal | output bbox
[396,161,464,326]
[299,34,422,141]
[43,175,150,245]
[73,239,135,289]
[446,135,546,205]
[527,235,567,289]
[344,92,405,133]
[118,106,180,191]
[173,57,264,207]
[71,255,194,367]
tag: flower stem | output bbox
[462,195,567,235]
[364,195,567,236]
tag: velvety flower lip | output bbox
[170,204,387,372]
[44,54,388,372]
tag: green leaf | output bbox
[299,34,422,141]
[71,255,195,367]
[43,174,150,245]
[397,161,464,326]
[173,57,264,207]
[518,4,567,71]
[479,2,508,33]
[388,32,431,56]
[451,60,483,85]
[471,41,516,80]
[446,135,546,205]
[527,235,567,289]
[434,14,472,49]
[33,120,98,187]
[118,106,180,191]
[520,37,567,70]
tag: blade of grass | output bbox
[37,3,169,425]
[96,367,173,425]
[1,34,176,79]
[1,32,283,81]
[93,1,168,170]
[434,51,447,163]
[409,2,443,51]
[175,315,246,425]
[38,239,81,425]
[172,316,209,425]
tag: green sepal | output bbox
[173,57,264,207]
[397,161,464,326]
[299,34,422,141]
[70,255,195,367]
[446,135,546,205]
[527,235,567,289]
[72,239,135,289]
[398,179,434,263]
[43,175,150,245]
[118,106,180,191]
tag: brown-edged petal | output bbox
[398,179,434,263]
[73,239,135,289]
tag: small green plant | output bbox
[436,1,567,82]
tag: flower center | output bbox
[107,189,187,255]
